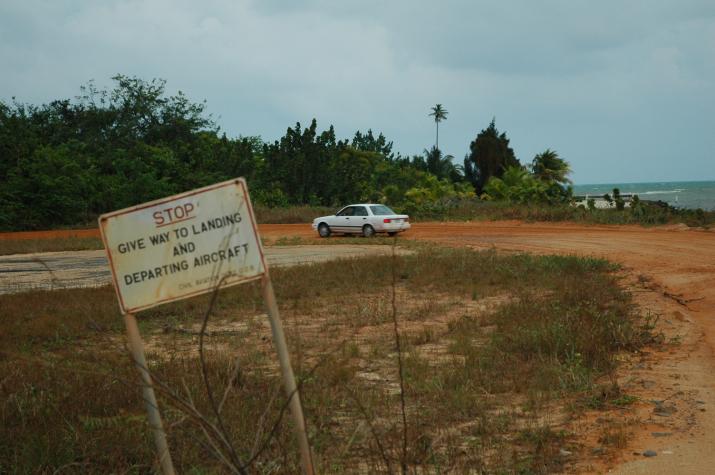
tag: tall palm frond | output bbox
[531,149,571,185]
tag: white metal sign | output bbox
[99,178,266,314]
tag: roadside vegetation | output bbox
[1,246,657,473]
[253,196,715,228]
[408,198,715,227]
[3,76,710,234]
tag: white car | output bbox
[312,204,411,238]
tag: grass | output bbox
[254,204,333,224]
[598,422,632,449]
[0,236,104,256]
[270,234,417,248]
[0,247,653,473]
[407,199,715,227]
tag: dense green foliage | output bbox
[464,119,520,194]
[5,75,701,232]
[484,166,555,203]
[0,76,469,230]
[483,149,573,204]
[531,148,571,187]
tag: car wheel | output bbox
[362,224,375,238]
[318,223,331,238]
[388,232,397,237]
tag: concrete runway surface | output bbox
[0,245,408,295]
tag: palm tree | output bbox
[423,146,457,180]
[531,149,571,186]
[428,104,448,150]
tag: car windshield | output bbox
[369,205,396,216]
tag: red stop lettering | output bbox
[153,202,195,226]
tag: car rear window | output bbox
[370,205,396,215]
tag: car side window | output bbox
[337,207,354,217]
[353,206,368,216]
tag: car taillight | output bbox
[383,218,391,223]
[405,217,409,222]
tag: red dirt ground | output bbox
[3,221,715,472]
[258,221,715,474]
[0,228,101,240]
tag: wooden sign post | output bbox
[124,312,175,475]
[261,275,313,473]
[99,178,313,474]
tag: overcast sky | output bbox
[2,0,714,184]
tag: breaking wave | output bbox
[632,189,686,195]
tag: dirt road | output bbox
[3,221,714,472]
[415,222,715,474]
[259,221,715,473]
[405,222,715,474]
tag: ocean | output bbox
[573,181,715,211]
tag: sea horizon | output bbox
[572,180,715,211]
[574,178,715,187]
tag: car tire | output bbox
[388,232,397,237]
[362,224,375,238]
[318,223,331,238]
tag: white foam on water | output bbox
[637,189,686,195]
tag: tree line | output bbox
[0,76,571,231]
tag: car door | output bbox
[352,205,370,233]
[332,206,355,233]
[325,207,346,232]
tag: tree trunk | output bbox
[436,121,439,151]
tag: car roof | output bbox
[343,203,388,207]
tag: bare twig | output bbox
[117,464,153,475]
[30,256,59,291]
[341,420,366,456]
[346,389,393,473]
[240,372,303,469]
[52,462,89,475]
[87,321,244,474]
[390,237,409,474]
[136,362,245,473]
[242,338,347,471]
[124,353,238,463]
[181,378,240,473]
[251,382,282,457]
[197,274,247,473]
[21,349,241,474]
[218,358,243,415]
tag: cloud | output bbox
[1,0,713,182]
